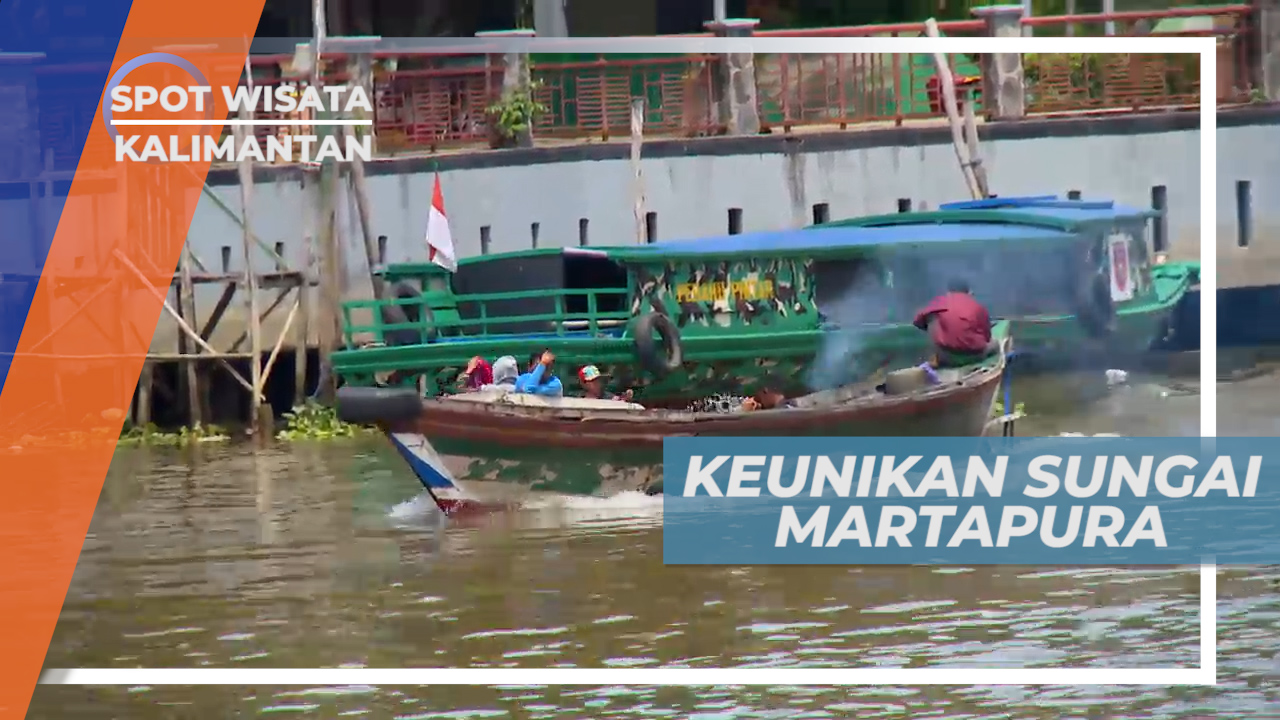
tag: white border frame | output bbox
[43,34,1218,686]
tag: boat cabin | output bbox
[341,196,1160,347]
[332,195,1165,392]
[810,195,1164,324]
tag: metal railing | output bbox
[340,286,632,349]
[234,5,1258,155]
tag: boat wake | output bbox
[387,489,664,534]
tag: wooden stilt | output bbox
[234,117,267,435]
[136,362,153,426]
[344,123,384,300]
[177,244,202,426]
[314,163,341,404]
[295,270,311,405]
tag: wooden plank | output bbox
[199,281,238,341]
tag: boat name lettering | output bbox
[675,280,775,304]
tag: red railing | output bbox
[237,5,1260,155]
[1020,5,1255,113]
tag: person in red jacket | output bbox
[913,280,998,368]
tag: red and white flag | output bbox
[425,174,457,272]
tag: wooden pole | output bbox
[261,297,300,383]
[961,90,990,198]
[235,119,266,435]
[629,97,646,244]
[343,123,384,300]
[295,271,311,405]
[177,227,203,426]
[136,362,153,427]
[923,19,982,201]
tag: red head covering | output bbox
[466,357,493,389]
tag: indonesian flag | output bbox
[426,174,457,272]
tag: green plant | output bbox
[1023,53,1104,103]
[486,81,547,139]
[276,401,365,440]
[991,399,1026,419]
[118,422,230,447]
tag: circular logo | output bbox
[101,52,216,154]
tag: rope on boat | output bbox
[1002,349,1017,437]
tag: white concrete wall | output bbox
[5,112,1269,352]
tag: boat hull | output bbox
[378,360,1004,496]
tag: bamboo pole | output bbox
[629,97,646,244]
[923,19,982,201]
[111,248,258,396]
[261,297,300,384]
[961,89,990,198]
[343,121,384,300]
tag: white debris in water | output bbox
[1106,369,1129,386]
[1057,432,1124,437]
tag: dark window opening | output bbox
[450,252,628,336]
[563,254,629,318]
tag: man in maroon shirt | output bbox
[912,280,998,368]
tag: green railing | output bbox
[340,287,632,348]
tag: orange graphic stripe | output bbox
[0,0,267,715]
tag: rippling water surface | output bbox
[28,370,1280,717]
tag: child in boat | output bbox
[459,356,493,391]
[515,350,564,397]
[740,381,795,411]
[578,365,634,402]
[480,356,520,392]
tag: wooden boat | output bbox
[335,333,1010,506]
[329,195,1168,404]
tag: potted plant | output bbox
[485,81,545,149]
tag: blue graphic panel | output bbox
[0,0,136,392]
[664,436,1278,565]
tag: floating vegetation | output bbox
[275,401,366,441]
[118,422,231,447]
[991,400,1027,418]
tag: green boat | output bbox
[332,196,1192,402]
[811,195,1199,367]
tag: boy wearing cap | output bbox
[579,365,633,402]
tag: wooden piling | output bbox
[961,90,990,198]
[344,121,384,300]
[136,362,152,426]
[234,118,267,435]
[629,98,646,245]
[176,244,202,426]
[923,19,982,201]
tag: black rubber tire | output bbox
[645,479,664,496]
[335,386,423,425]
[389,281,438,343]
[1076,272,1116,339]
[634,312,683,377]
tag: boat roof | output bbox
[606,222,1077,261]
[382,195,1155,273]
[830,195,1157,231]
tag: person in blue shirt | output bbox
[515,350,563,397]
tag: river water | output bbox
[28,368,1280,718]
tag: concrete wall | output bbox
[6,107,1271,353]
